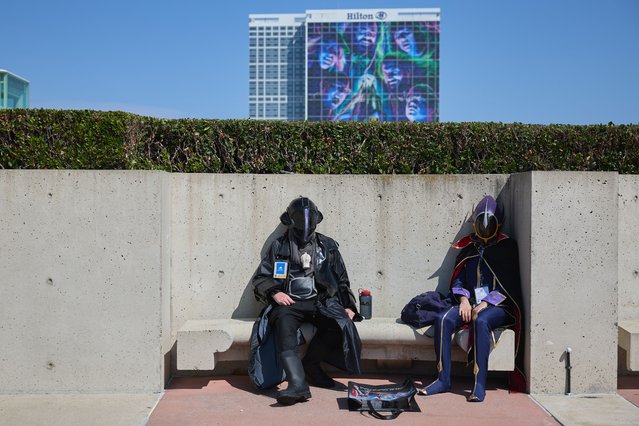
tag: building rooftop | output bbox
[0,69,30,83]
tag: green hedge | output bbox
[1,109,638,173]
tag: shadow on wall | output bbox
[429,214,472,295]
[496,177,517,240]
[231,223,287,319]
[428,180,518,296]
[231,180,522,316]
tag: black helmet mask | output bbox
[280,197,323,246]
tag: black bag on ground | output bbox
[347,378,420,420]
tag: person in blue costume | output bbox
[421,195,525,402]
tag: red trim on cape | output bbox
[451,235,474,250]
[451,232,508,250]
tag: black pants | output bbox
[269,299,341,355]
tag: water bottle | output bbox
[359,288,372,319]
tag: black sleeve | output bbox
[332,248,358,312]
[501,239,522,308]
[487,238,522,311]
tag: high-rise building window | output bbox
[249,13,306,120]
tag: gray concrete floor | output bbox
[0,393,161,426]
[533,393,639,426]
[2,376,637,426]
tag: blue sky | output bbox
[4,0,638,124]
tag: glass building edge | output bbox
[1,73,6,109]
[0,70,30,109]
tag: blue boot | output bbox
[467,361,485,402]
[467,382,485,402]
[422,307,458,396]
[423,376,451,395]
[467,308,507,402]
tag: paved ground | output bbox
[1,375,636,425]
[527,377,639,426]
[618,375,639,408]
[148,375,559,426]
[0,393,161,426]
[534,394,639,426]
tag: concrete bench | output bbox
[177,317,515,372]
[619,320,639,371]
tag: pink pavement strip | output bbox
[618,375,639,408]
[148,375,559,426]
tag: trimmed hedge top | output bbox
[1,109,638,174]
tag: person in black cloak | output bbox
[420,195,526,402]
[252,197,362,405]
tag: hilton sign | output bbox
[346,11,388,20]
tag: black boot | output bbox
[276,350,312,405]
[302,355,336,389]
[302,330,337,388]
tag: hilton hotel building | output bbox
[248,8,440,122]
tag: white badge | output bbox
[301,252,312,269]
[273,261,288,279]
[474,286,489,303]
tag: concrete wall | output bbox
[1,170,636,394]
[0,171,171,393]
[170,174,509,334]
[527,172,619,394]
[618,175,639,322]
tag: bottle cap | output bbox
[358,288,371,296]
